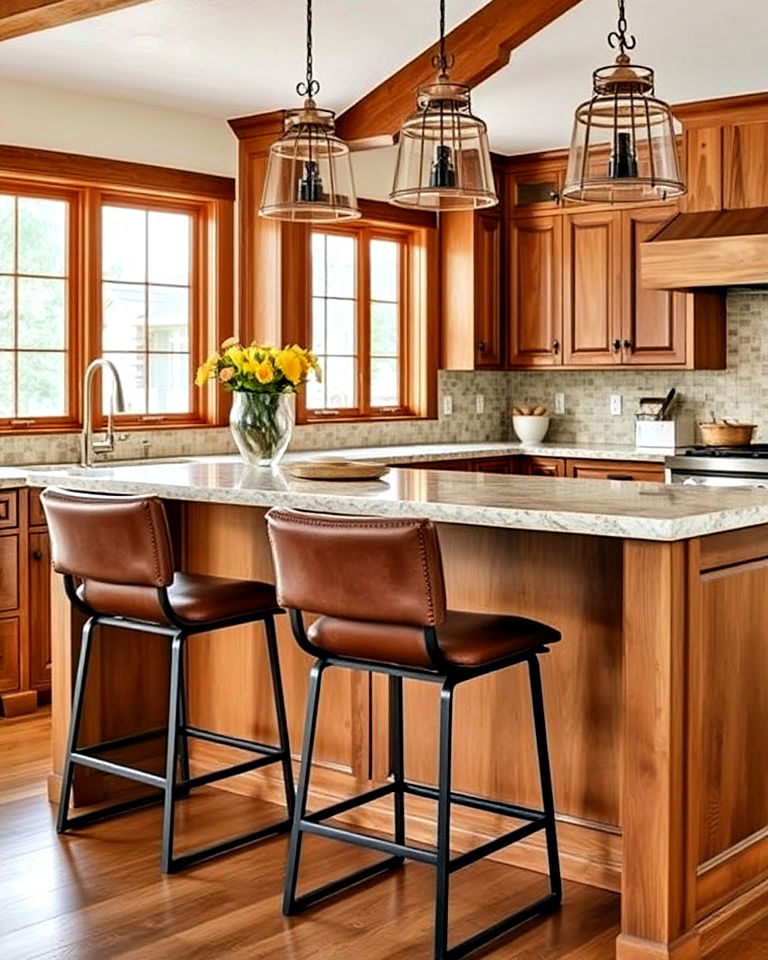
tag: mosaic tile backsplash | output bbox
[1,290,764,465]
[511,290,768,444]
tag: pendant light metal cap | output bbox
[260,105,360,222]
[389,78,498,211]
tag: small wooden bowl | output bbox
[698,422,756,447]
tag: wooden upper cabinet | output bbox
[441,208,503,369]
[507,215,562,367]
[562,211,622,366]
[622,207,687,365]
[724,122,768,209]
[683,126,723,212]
[474,213,503,367]
[506,158,566,212]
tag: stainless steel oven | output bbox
[666,446,768,488]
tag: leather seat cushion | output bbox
[307,610,560,669]
[80,572,279,625]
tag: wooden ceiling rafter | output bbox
[0,0,152,42]
[335,0,585,147]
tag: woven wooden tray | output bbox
[285,459,389,481]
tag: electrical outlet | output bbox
[475,394,485,414]
[554,392,565,415]
[443,394,453,416]
[610,394,623,416]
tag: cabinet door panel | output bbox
[724,122,768,209]
[0,618,19,692]
[0,535,19,612]
[520,456,566,477]
[508,216,562,367]
[474,214,503,367]
[29,531,51,691]
[562,212,622,365]
[565,459,665,482]
[623,208,687,365]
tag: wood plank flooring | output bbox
[1,712,766,960]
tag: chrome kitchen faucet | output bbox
[80,358,126,467]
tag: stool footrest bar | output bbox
[69,752,166,789]
[59,791,164,831]
[184,725,283,756]
[448,817,547,874]
[288,856,404,915]
[303,782,397,824]
[404,781,544,821]
[445,892,561,960]
[300,819,438,865]
[166,818,292,873]
[182,752,287,790]
[77,728,167,755]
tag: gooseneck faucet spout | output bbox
[80,358,126,468]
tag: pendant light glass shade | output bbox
[390,80,498,210]
[260,105,359,222]
[258,0,359,223]
[563,1,685,204]
[389,0,498,211]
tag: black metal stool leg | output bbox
[57,618,97,834]
[434,679,455,960]
[528,655,562,903]
[161,632,185,873]
[390,675,406,851]
[264,614,295,818]
[176,642,191,791]
[283,659,326,915]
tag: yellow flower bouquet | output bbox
[195,338,321,466]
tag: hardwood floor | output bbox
[1,713,766,960]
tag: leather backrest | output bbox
[41,487,174,587]
[266,508,446,626]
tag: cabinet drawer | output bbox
[519,456,566,477]
[28,488,47,527]
[0,490,18,529]
[565,459,665,482]
[0,617,19,692]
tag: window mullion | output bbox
[358,227,371,416]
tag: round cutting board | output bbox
[285,458,389,481]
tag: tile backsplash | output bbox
[511,289,768,445]
[2,289,765,465]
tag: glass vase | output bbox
[229,391,295,466]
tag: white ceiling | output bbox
[0,0,766,155]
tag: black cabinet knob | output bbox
[477,340,487,352]
[612,339,622,353]
[31,549,42,560]
[623,339,633,351]
[551,340,560,355]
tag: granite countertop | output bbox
[25,457,768,542]
[0,466,34,488]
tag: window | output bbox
[0,188,72,424]
[307,225,410,418]
[101,203,195,418]
[0,146,234,432]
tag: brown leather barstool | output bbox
[266,508,562,960]
[42,487,295,873]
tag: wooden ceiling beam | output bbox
[0,1,152,42]
[336,0,585,147]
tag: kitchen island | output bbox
[28,459,768,960]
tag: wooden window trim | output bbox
[297,206,438,425]
[0,146,234,434]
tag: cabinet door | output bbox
[562,211,622,366]
[565,459,665,482]
[474,213,503,367]
[0,618,19,692]
[28,531,51,691]
[473,456,514,474]
[0,535,19,612]
[684,127,723,212]
[520,456,566,477]
[508,216,562,367]
[506,160,565,212]
[622,208,687,365]
[724,122,768,209]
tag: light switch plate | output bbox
[475,395,485,414]
[610,394,623,416]
[443,394,453,416]
[554,392,565,415]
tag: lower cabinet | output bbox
[0,488,51,716]
[519,456,566,477]
[565,459,666,482]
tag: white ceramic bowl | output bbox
[512,415,550,444]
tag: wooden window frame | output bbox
[0,145,235,434]
[296,199,438,425]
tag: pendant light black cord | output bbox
[432,0,454,78]
[607,0,636,57]
[296,0,320,100]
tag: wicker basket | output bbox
[698,421,756,447]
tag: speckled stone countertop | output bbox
[0,467,33,488]
[25,456,768,542]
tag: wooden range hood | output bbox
[641,207,768,289]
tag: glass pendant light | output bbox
[259,0,359,222]
[389,0,498,211]
[563,0,685,204]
